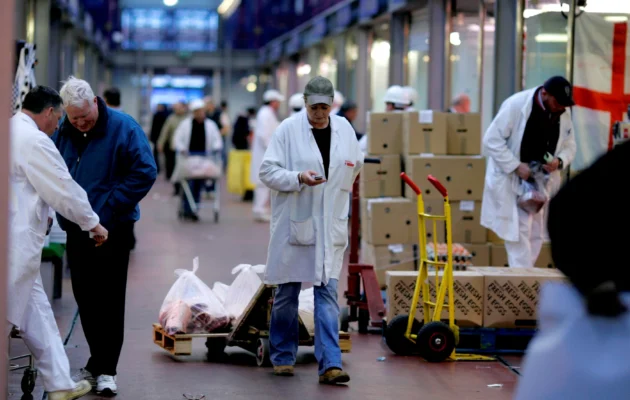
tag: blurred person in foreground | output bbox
[54,77,157,396]
[9,86,108,400]
[260,76,363,384]
[514,140,630,400]
[480,76,576,267]
[250,89,285,222]
[158,101,189,195]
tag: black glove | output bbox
[586,281,627,318]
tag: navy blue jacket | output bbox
[53,97,157,232]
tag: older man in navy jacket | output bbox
[53,76,157,396]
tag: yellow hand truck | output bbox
[384,173,494,362]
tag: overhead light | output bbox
[524,1,630,18]
[218,0,241,18]
[605,16,629,22]
[163,0,178,6]
[297,64,311,76]
[535,33,568,43]
[449,32,461,46]
[246,82,257,92]
[370,41,390,60]
[467,24,496,32]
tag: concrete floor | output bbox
[9,179,522,399]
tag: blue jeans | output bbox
[269,279,342,375]
[182,179,204,215]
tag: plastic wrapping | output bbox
[159,257,230,335]
[298,288,315,334]
[517,162,550,215]
[212,282,230,306]
[223,264,265,320]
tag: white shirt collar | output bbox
[17,111,38,129]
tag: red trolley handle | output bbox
[427,175,448,197]
[400,172,421,195]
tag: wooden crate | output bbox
[339,332,352,353]
[152,323,228,356]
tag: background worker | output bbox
[172,99,223,221]
[259,76,363,385]
[359,85,411,152]
[480,76,576,268]
[331,90,345,115]
[54,77,157,397]
[9,86,108,400]
[449,93,471,113]
[103,87,121,111]
[403,86,418,112]
[150,103,170,174]
[250,89,285,222]
[288,93,305,115]
[158,101,189,195]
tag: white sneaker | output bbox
[72,368,96,387]
[254,212,271,222]
[96,375,118,396]
[48,380,92,400]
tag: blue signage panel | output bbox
[334,4,352,33]
[269,42,282,62]
[285,32,301,55]
[389,0,408,9]
[359,0,388,20]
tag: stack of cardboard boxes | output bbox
[385,267,566,328]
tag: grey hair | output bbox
[59,76,96,108]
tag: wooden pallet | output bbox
[153,324,352,356]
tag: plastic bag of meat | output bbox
[223,264,265,320]
[212,282,230,306]
[159,257,230,335]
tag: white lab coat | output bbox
[172,117,223,154]
[514,282,630,400]
[250,105,280,185]
[259,112,364,286]
[480,87,576,242]
[8,113,99,328]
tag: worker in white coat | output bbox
[9,86,108,400]
[359,85,411,152]
[288,93,305,115]
[250,89,285,222]
[259,76,363,384]
[480,76,576,267]
[331,90,345,115]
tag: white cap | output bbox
[189,99,206,112]
[403,86,418,104]
[289,93,305,110]
[383,85,411,108]
[333,90,345,107]
[263,89,285,102]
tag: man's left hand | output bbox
[543,158,561,173]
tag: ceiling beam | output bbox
[111,50,257,70]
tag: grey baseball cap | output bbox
[304,76,334,106]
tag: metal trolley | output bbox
[8,328,37,399]
[384,173,493,362]
[176,151,222,223]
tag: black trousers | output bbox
[66,222,134,376]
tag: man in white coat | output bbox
[250,89,285,222]
[259,76,363,384]
[480,76,576,268]
[9,86,108,400]
[288,93,305,115]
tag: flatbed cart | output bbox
[383,173,494,363]
[177,151,222,223]
[340,157,387,334]
[153,284,351,366]
[8,328,37,399]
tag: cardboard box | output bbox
[469,267,566,328]
[403,111,448,155]
[386,271,484,327]
[367,112,404,155]
[447,113,482,155]
[361,241,415,289]
[450,201,486,244]
[536,244,555,268]
[464,243,491,266]
[362,198,417,245]
[405,155,486,201]
[487,230,504,244]
[490,244,509,267]
[359,154,402,198]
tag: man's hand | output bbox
[90,224,109,247]
[515,163,531,180]
[543,158,561,173]
[300,170,327,187]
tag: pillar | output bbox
[355,27,371,133]
[224,44,233,104]
[335,34,348,95]
[389,12,407,86]
[492,0,524,114]
[287,56,299,96]
[48,9,62,89]
[427,0,451,110]
[0,0,16,394]
[60,27,74,85]
[14,0,27,40]
[213,68,222,102]
[34,0,51,86]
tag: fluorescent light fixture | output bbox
[605,16,629,23]
[535,33,568,43]
[449,32,461,46]
[218,0,241,18]
[246,82,257,92]
[297,64,311,77]
[467,24,496,32]
[163,0,178,6]
[370,41,390,60]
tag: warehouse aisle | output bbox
[10,179,521,400]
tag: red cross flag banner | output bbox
[572,13,630,171]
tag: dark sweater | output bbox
[520,88,561,164]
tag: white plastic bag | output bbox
[212,282,230,305]
[514,282,630,400]
[223,264,266,320]
[159,257,230,335]
[298,288,315,334]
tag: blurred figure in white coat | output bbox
[250,89,285,222]
[9,86,108,400]
[289,93,305,115]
